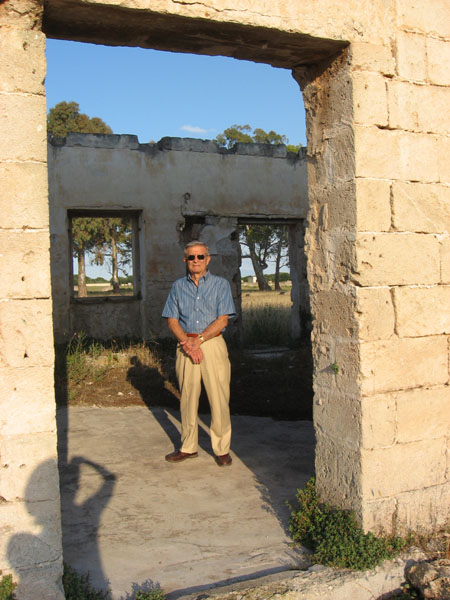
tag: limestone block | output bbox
[361,438,446,497]
[388,81,450,135]
[310,290,357,338]
[313,390,361,451]
[356,286,395,341]
[353,72,388,127]
[0,29,46,95]
[438,135,450,184]
[396,386,450,444]
[14,560,65,600]
[427,37,450,86]
[355,178,391,232]
[0,499,62,569]
[354,232,440,286]
[0,299,54,368]
[361,497,397,534]
[395,484,450,532]
[361,393,396,449]
[355,126,440,182]
[394,285,450,336]
[350,42,395,75]
[0,0,43,28]
[0,162,49,229]
[441,236,450,283]
[0,231,51,298]
[360,336,448,394]
[0,436,59,503]
[0,367,56,436]
[396,31,427,81]
[392,181,450,233]
[0,93,47,162]
[312,337,361,398]
[397,0,450,37]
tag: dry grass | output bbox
[241,289,293,347]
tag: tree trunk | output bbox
[77,251,88,297]
[274,238,283,291]
[248,242,271,291]
[111,234,120,293]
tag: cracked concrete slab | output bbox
[57,406,315,599]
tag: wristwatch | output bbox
[199,334,205,343]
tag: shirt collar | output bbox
[187,270,210,284]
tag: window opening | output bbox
[69,210,140,300]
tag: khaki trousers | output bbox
[176,335,231,456]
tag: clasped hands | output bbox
[180,337,204,364]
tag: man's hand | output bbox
[180,340,204,364]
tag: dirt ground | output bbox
[56,340,314,421]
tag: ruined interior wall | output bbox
[48,134,307,341]
[0,1,64,597]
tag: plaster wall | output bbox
[1,0,449,596]
[48,133,308,341]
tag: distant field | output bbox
[73,283,134,296]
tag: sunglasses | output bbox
[186,254,206,261]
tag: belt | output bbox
[186,333,221,338]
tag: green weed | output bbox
[0,573,16,600]
[63,563,110,599]
[288,478,406,570]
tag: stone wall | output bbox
[0,1,64,597]
[48,133,308,341]
[1,0,449,596]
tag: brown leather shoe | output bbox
[215,453,232,467]
[165,450,198,463]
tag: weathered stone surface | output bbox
[396,387,450,444]
[0,162,49,229]
[355,178,391,232]
[388,81,450,135]
[396,484,450,533]
[355,127,440,182]
[407,559,450,600]
[397,0,450,37]
[392,182,450,234]
[355,233,440,286]
[427,37,450,86]
[361,393,396,449]
[362,438,447,498]
[0,367,56,435]
[396,31,427,81]
[0,299,54,368]
[441,236,450,283]
[314,390,361,451]
[0,93,47,162]
[13,561,65,600]
[0,231,51,299]
[394,285,450,336]
[0,29,46,95]
[0,0,43,29]
[0,437,59,502]
[350,42,395,75]
[356,287,395,341]
[353,72,388,126]
[360,336,448,394]
[0,499,62,569]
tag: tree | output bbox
[91,218,132,294]
[215,125,299,290]
[48,102,114,297]
[47,101,112,138]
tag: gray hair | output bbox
[184,240,210,256]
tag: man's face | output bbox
[184,245,211,278]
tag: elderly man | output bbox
[162,240,236,466]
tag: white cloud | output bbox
[180,124,210,134]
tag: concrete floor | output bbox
[57,406,315,599]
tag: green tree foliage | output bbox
[214,123,301,153]
[47,101,112,138]
[91,218,132,293]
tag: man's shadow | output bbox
[126,355,211,452]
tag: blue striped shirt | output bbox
[162,271,236,333]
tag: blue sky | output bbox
[45,39,306,277]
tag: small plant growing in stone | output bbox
[331,362,339,374]
[63,563,110,599]
[288,478,406,570]
[0,573,16,600]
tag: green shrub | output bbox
[63,563,110,599]
[134,587,166,600]
[288,478,406,570]
[0,574,16,600]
